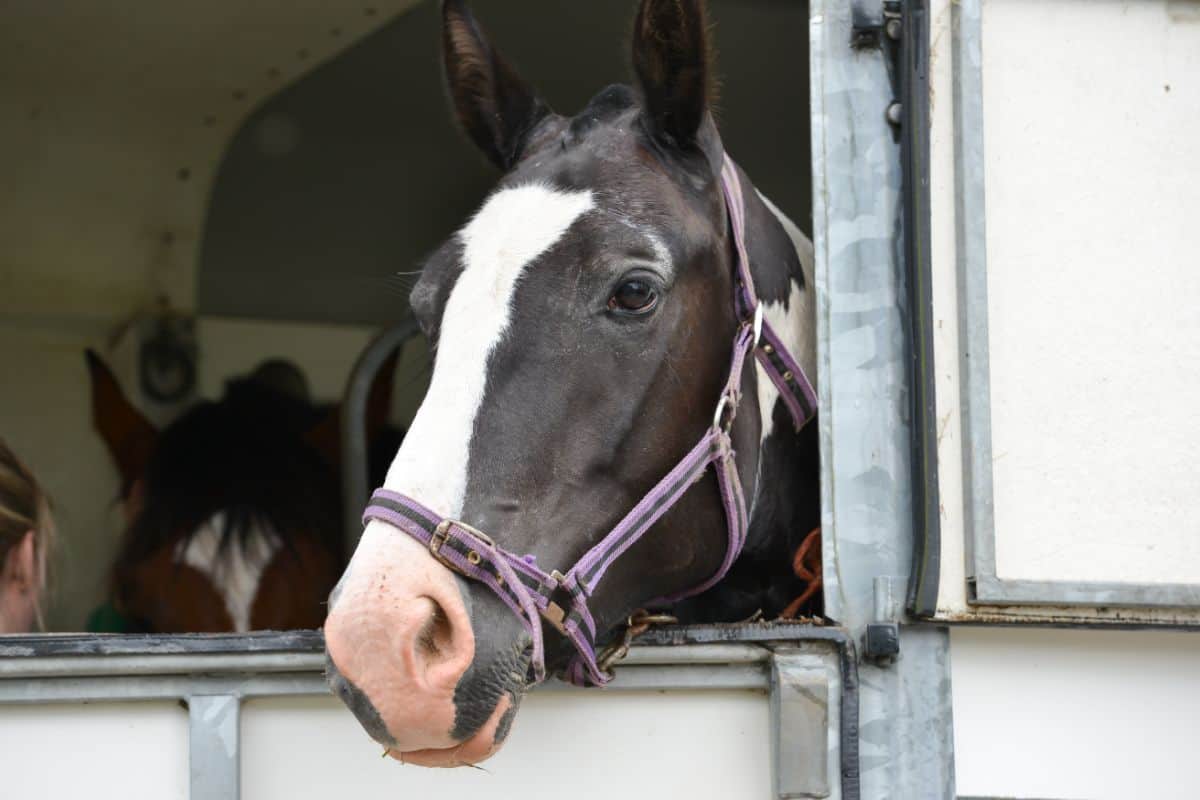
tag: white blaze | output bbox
[176,513,280,632]
[384,183,595,516]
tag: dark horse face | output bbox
[324,0,763,766]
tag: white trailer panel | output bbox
[931,0,1200,620]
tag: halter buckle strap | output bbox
[361,152,816,687]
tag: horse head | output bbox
[86,350,398,632]
[323,0,818,767]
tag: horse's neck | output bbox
[741,179,820,558]
[672,179,819,623]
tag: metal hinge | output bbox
[850,1,904,139]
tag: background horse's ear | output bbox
[303,347,401,469]
[441,0,551,170]
[85,349,158,493]
[632,0,713,149]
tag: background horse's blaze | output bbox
[323,0,821,767]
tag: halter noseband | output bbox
[362,155,816,687]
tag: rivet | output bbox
[782,371,794,382]
[762,344,774,355]
[467,551,481,565]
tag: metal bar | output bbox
[0,630,324,658]
[189,694,240,800]
[953,0,998,598]
[0,652,327,679]
[900,0,941,618]
[340,318,420,553]
[0,663,767,706]
[811,2,955,795]
[972,575,1200,609]
[0,639,768,680]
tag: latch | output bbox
[850,0,904,140]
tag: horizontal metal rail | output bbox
[0,642,768,681]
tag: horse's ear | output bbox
[441,0,551,170]
[632,0,713,149]
[85,349,158,492]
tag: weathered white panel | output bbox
[952,627,1200,800]
[242,691,771,800]
[932,0,1200,618]
[0,702,188,799]
[982,0,1200,587]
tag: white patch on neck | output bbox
[754,191,818,442]
[175,512,280,632]
[384,183,595,516]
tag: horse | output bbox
[85,350,400,633]
[323,0,820,766]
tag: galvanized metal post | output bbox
[189,693,241,800]
[811,1,956,796]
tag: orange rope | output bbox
[778,527,822,620]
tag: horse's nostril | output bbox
[415,597,454,658]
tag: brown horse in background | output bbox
[85,350,399,633]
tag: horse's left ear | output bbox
[85,349,159,494]
[441,0,552,170]
[632,0,714,149]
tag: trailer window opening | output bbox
[0,0,820,646]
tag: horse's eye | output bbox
[608,280,658,314]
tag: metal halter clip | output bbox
[429,519,494,572]
[712,393,734,431]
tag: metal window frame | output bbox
[0,626,858,800]
[953,0,1200,610]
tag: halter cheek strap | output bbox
[361,154,816,687]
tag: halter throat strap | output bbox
[362,154,816,687]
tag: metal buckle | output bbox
[540,601,568,635]
[429,519,495,572]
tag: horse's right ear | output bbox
[441,0,551,170]
[85,349,158,493]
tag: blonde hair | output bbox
[0,438,54,629]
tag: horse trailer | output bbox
[1,1,1198,798]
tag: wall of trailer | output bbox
[0,692,771,800]
[929,0,1200,621]
[926,1,1200,798]
[951,627,1200,800]
[0,633,850,800]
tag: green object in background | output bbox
[86,602,133,633]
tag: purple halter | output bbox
[362,155,816,687]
